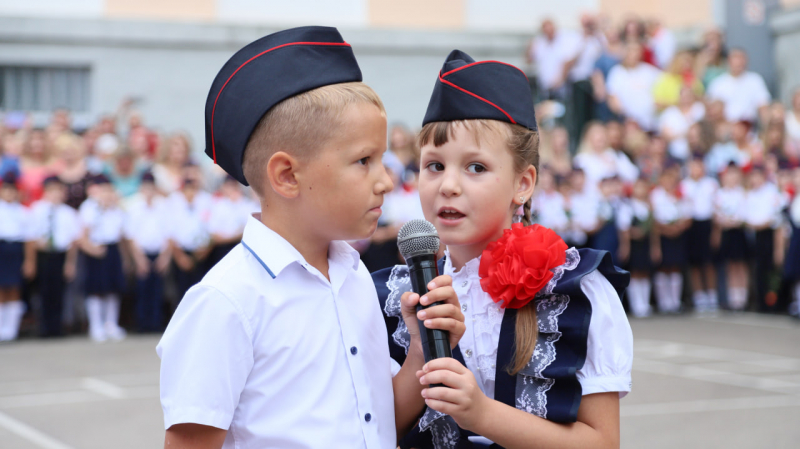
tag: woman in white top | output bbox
[606,42,662,131]
[152,132,193,195]
[573,122,639,188]
[659,86,706,160]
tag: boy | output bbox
[157,27,465,449]
[126,172,171,332]
[26,176,81,337]
[206,174,258,268]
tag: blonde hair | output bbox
[157,132,192,165]
[52,133,85,157]
[418,119,541,375]
[243,81,385,196]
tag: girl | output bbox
[713,163,749,310]
[373,50,632,449]
[573,122,638,188]
[79,174,127,342]
[621,177,655,317]
[650,163,691,313]
[0,173,29,341]
[680,155,719,311]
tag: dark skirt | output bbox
[589,220,620,265]
[687,219,713,266]
[0,240,24,287]
[84,243,125,295]
[785,222,800,281]
[720,228,749,261]
[628,237,651,273]
[660,234,687,269]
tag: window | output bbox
[0,66,90,112]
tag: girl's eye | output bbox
[427,162,444,172]
[358,157,369,166]
[467,163,486,174]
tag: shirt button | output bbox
[462,281,468,288]
[461,304,467,312]
[350,346,358,355]
[364,413,372,422]
[465,349,473,357]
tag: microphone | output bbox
[397,219,452,365]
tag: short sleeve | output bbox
[576,270,633,398]
[156,285,254,430]
[605,66,623,97]
[390,358,401,377]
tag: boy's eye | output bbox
[358,157,369,166]
[427,162,444,172]
[467,163,486,174]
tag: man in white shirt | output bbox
[564,13,605,152]
[606,42,662,131]
[527,19,576,101]
[647,19,676,70]
[707,49,771,122]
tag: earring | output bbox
[519,196,525,204]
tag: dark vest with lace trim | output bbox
[372,248,629,449]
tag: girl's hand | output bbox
[401,275,465,352]
[417,358,488,432]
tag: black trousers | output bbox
[37,251,66,337]
[136,253,164,332]
[754,229,776,312]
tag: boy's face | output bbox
[418,123,521,249]
[299,103,392,241]
[0,184,17,202]
[689,159,705,179]
[44,183,66,204]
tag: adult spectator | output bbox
[647,19,676,70]
[695,28,728,88]
[653,50,704,110]
[18,130,53,205]
[785,88,800,155]
[539,126,573,177]
[527,19,576,101]
[607,42,662,131]
[563,13,605,150]
[659,86,706,160]
[52,133,91,210]
[619,17,655,65]
[152,132,193,195]
[574,121,639,187]
[105,147,149,199]
[707,48,770,123]
[591,25,625,122]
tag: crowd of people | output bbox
[526,14,800,317]
[1,14,800,342]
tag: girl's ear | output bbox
[516,165,537,204]
[266,151,300,199]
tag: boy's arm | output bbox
[165,423,227,449]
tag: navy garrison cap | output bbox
[423,50,537,131]
[204,26,362,185]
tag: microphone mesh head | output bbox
[397,219,440,259]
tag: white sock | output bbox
[706,289,718,310]
[669,273,683,312]
[0,303,9,341]
[629,279,652,317]
[5,301,24,341]
[627,280,642,317]
[86,296,106,342]
[104,294,125,341]
[692,291,708,311]
[728,287,747,310]
[654,272,671,313]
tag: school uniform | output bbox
[650,186,691,313]
[168,191,213,301]
[0,200,31,341]
[28,199,81,337]
[681,176,718,266]
[744,182,784,311]
[157,217,398,448]
[206,195,258,268]
[715,187,749,261]
[618,198,654,317]
[532,190,569,236]
[589,196,621,265]
[125,196,170,332]
[373,247,632,449]
[79,197,127,341]
[784,197,800,314]
[569,190,601,248]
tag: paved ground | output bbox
[0,312,799,449]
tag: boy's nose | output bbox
[439,170,461,197]
[376,164,394,195]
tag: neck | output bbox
[258,200,331,280]
[446,220,511,271]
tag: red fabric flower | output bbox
[478,223,568,309]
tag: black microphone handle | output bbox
[406,254,453,368]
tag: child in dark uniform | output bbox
[0,173,30,341]
[207,175,257,268]
[622,177,655,317]
[744,164,784,311]
[713,163,749,310]
[79,174,127,341]
[27,176,81,337]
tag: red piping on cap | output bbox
[210,41,352,164]
[441,60,528,80]
[437,73,517,124]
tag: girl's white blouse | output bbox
[442,249,633,400]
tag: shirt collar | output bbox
[241,215,360,278]
[443,248,481,280]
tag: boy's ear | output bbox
[516,165,537,203]
[266,151,300,199]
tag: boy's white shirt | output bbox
[0,200,31,242]
[157,215,397,449]
[124,196,170,254]
[28,200,81,251]
[79,198,125,245]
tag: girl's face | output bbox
[418,124,532,251]
[0,185,17,202]
[721,168,742,188]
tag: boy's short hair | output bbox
[242,81,385,196]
